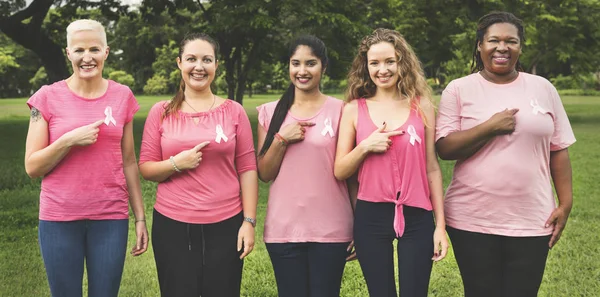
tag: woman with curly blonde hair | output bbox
[334,28,448,296]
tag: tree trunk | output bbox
[0,0,70,83]
[225,47,239,101]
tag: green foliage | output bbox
[28,67,48,91]
[0,46,19,73]
[151,40,180,93]
[108,70,135,88]
[551,73,600,91]
[143,75,169,95]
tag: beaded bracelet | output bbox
[169,156,182,173]
[274,133,288,146]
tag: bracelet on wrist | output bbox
[243,217,257,227]
[169,156,182,173]
[274,133,288,146]
[135,219,146,223]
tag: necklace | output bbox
[184,94,216,113]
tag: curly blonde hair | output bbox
[346,28,432,120]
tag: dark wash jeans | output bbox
[266,242,351,297]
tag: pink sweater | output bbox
[257,97,354,243]
[355,98,432,237]
[27,80,139,221]
[436,72,576,236]
[139,100,257,224]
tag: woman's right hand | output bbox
[63,119,104,147]
[173,141,210,170]
[359,122,404,153]
[278,121,315,144]
[486,108,519,135]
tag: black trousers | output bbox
[152,209,244,297]
[354,200,434,297]
[447,226,551,297]
[266,242,350,297]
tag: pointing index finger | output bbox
[193,141,210,151]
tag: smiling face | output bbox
[478,22,522,76]
[289,45,323,93]
[177,39,217,92]
[66,30,109,80]
[366,41,399,91]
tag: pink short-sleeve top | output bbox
[436,72,576,236]
[27,80,140,221]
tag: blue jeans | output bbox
[38,219,129,297]
[266,242,351,297]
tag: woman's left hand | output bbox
[346,241,357,261]
[237,222,255,259]
[546,206,571,248]
[131,221,149,256]
[432,226,448,262]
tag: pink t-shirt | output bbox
[436,72,576,236]
[139,100,256,224]
[257,97,353,243]
[355,98,432,237]
[27,80,140,221]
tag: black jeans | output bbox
[152,209,244,297]
[266,242,350,297]
[447,226,551,297]
[354,200,434,297]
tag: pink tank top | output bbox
[355,98,432,237]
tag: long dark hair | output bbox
[258,35,329,156]
[470,11,525,73]
[163,33,219,118]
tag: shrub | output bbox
[143,75,169,95]
[108,70,135,88]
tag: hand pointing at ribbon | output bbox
[172,141,210,170]
[359,122,405,153]
[63,119,105,147]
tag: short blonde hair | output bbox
[66,19,107,47]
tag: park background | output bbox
[1,0,599,296]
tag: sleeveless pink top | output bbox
[355,98,432,237]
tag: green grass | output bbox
[1,94,599,296]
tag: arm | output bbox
[436,109,519,161]
[334,101,402,180]
[25,107,104,178]
[435,123,495,160]
[256,123,287,182]
[237,170,258,259]
[121,120,148,256]
[257,120,315,182]
[546,148,573,248]
[421,100,448,261]
[334,102,368,180]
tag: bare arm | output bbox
[256,121,315,182]
[334,102,367,180]
[121,120,148,256]
[421,100,449,262]
[546,148,573,248]
[237,169,258,259]
[25,107,103,178]
[436,109,519,160]
[256,124,287,182]
[334,101,403,180]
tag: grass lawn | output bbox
[0,93,599,296]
